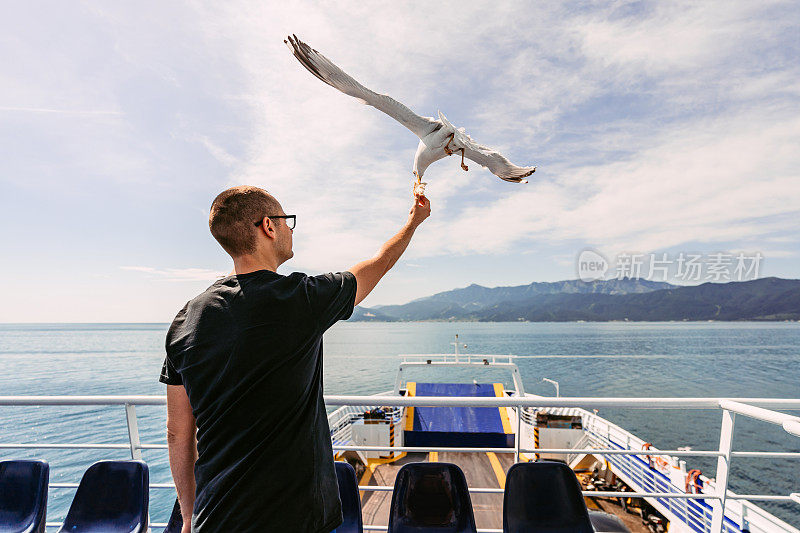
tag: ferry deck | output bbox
[1,351,799,532]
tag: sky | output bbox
[1,1,798,322]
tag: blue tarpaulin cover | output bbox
[405,383,513,448]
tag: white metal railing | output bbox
[510,401,800,533]
[329,399,402,451]
[393,353,525,395]
[575,411,797,533]
[1,395,800,533]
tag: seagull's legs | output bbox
[443,133,454,156]
[456,148,468,171]
[443,133,467,170]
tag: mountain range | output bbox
[350,277,800,322]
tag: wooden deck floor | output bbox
[360,451,514,530]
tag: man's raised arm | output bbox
[349,195,431,306]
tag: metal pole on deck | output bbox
[710,409,735,533]
[515,405,522,463]
[125,403,143,461]
[542,378,560,397]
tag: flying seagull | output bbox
[285,35,536,197]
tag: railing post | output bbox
[515,405,522,463]
[394,365,404,394]
[711,409,735,533]
[125,403,143,460]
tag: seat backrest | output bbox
[503,461,594,533]
[59,460,149,533]
[388,462,477,533]
[334,462,363,533]
[588,510,631,533]
[0,460,49,533]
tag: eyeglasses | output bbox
[254,215,296,230]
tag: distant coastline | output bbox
[2,277,799,324]
[350,277,800,323]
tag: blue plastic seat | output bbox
[388,462,476,533]
[332,462,363,533]
[0,460,49,533]
[588,510,631,532]
[57,460,149,533]
[503,461,594,533]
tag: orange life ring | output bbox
[642,443,654,469]
[686,469,703,493]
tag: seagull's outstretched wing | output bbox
[286,35,439,140]
[439,111,536,183]
[462,141,537,183]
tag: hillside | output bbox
[351,277,800,322]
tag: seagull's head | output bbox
[412,158,432,180]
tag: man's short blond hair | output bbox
[209,186,282,256]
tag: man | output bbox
[160,185,430,532]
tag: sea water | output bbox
[0,321,798,527]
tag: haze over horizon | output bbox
[2,2,799,322]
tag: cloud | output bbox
[0,107,123,115]
[576,2,796,77]
[120,266,226,282]
[411,107,800,257]
[120,266,156,273]
[3,0,799,318]
[180,0,798,275]
[195,135,239,167]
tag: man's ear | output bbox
[258,218,277,240]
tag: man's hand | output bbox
[349,194,432,306]
[407,194,431,229]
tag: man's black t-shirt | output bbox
[159,269,357,533]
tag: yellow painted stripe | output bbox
[494,383,513,434]
[404,382,416,431]
[486,452,506,489]
[357,452,409,498]
[368,452,408,467]
[428,451,438,462]
[358,462,377,498]
[585,496,602,510]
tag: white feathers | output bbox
[286,35,536,183]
